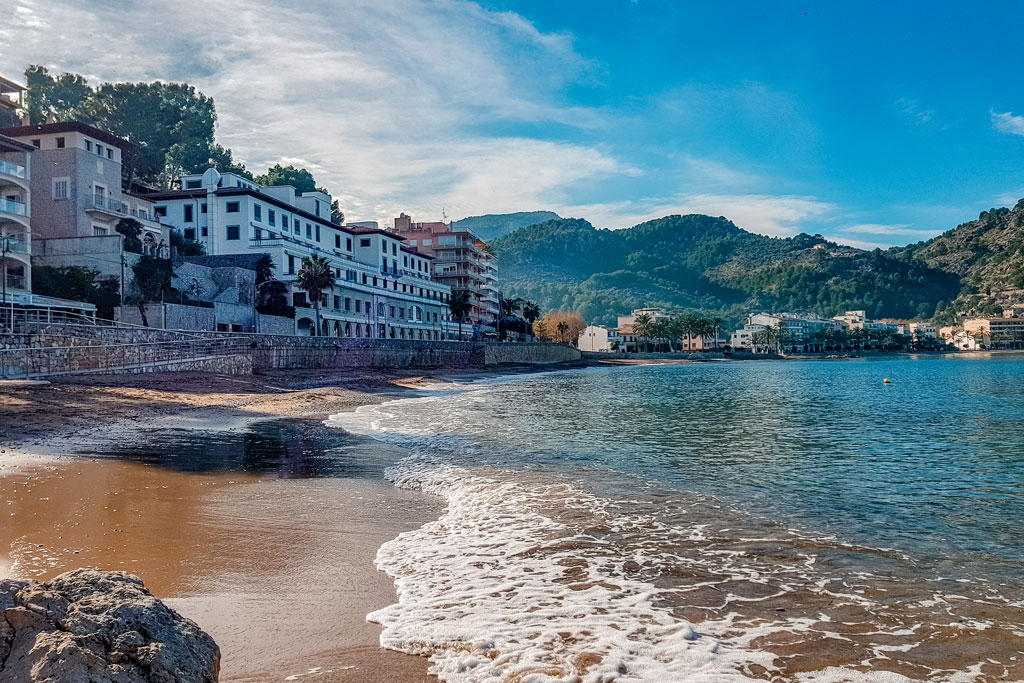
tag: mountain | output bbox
[452,211,561,241]
[895,199,1024,319]
[491,214,962,328]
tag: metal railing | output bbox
[0,159,26,179]
[0,337,252,379]
[1,237,28,254]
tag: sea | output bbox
[329,355,1024,682]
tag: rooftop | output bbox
[1,121,134,151]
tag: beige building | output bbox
[963,317,1024,349]
[578,325,621,352]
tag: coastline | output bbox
[0,368,475,681]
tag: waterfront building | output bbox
[832,310,898,334]
[616,307,671,330]
[578,325,621,352]
[0,122,170,301]
[963,317,1024,350]
[731,312,845,351]
[392,214,497,336]
[1,133,33,302]
[147,169,452,339]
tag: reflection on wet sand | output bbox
[0,424,441,682]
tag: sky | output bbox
[2,0,1024,247]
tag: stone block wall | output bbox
[483,342,581,365]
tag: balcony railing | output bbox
[249,237,285,248]
[4,274,26,290]
[1,237,29,254]
[0,160,26,179]
[0,197,26,216]
[89,195,130,216]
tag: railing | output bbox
[4,274,26,290]
[249,237,285,248]
[1,237,29,254]
[0,337,252,379]
[0,159,26,179]
[0,197,26,215]
[89,195,129,215]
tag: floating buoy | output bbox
[883,378,891,384]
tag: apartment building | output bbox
[0,133,33,300]
[147,169,452,339]
[963,317,1024,349]
[392,214,497,336]
[0,122,170,298]
[578,325,621,352]
[731,312,845,351]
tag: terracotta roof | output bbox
[1,121,135,151]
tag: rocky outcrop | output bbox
[0,569,219,682]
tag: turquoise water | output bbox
[334,356,1024,681]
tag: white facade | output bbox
[148,169,454,339]
[0,132,32,300]
[578,325,620,352]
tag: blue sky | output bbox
[3,1,1023,246]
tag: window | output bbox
[403,256,408,267]
[315,200,321,217]
[315,225,320,242]
[253,204,262,221]
[346,270,356,281]
[226,225,240,240]
[31,139,40,148]
[96,144,104,156]
[373,277,378,287]
[201,203,207,214]
[362,274,367,284]
[355,300,362,313]
[333,295,340,309]
[423,239,432,246]
[287,255,295,274]
[269,209,276,226]
[382,241,387,253]
[56,137,65,148]
[52,178,69,200]
[84,140,92,152]
[107,149,113,160]
[184,228,196,240]
[305,223,312,239]
[346,238,352,250]
[344,297,352,311]
[335,235,341,248]
[185,180,201,189]
[201,226,208,237]
[93,225,107,236]
[226,201,240,213]
[361,238,371,247]
[294,218,300,233]
[184,205,194,222]
[392,243,397,255]
[155,206,167,217]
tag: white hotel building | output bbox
[147,169,452,339]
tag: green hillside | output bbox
[894,199,1024,319]
[452,211,561,241]
[492,214,962,327]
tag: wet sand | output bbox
[0,370,449,681]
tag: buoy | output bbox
[883,378,891,384]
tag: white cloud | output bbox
[830,236,890,251]
[0,0,628,224]
[991,110,1024,136]
[895,97,934,126]
[842,223,938,237]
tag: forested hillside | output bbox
[452,211,561,241]
[492,214,962,327]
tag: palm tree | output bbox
[254,254,275,285]
[296,255,335,336]
[521,302,541,338]
[632,313,653,352]
[448,290,473,340]
[556,321,569,343]
[708,316,724,351]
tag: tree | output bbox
[255,164,317,193]
[115,218,143,254]
[556,321,569,343]
[533,319,550,341]
[632,313,653,352]
[30,265,120,319]
[330,199,345,225]
[521,301,541,337]
[24,66,242,188]
[253,254,275,284]
[170,229,205,257]
[708,316,724,350]
[296,255,335,336]
[539,311,586,346]
[448,290,473,339]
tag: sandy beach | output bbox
[0,369,455,682]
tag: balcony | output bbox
[0,197,27,216]
[1,237,29,255]
[0,159,26,179]
[4,273,27,290]
[249,237,286,249]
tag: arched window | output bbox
[345,321,352,337]
[377,303,386,317]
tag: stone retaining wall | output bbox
[484,342,581,365]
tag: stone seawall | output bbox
[1,328,582,379]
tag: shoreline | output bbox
[0,367,485,681]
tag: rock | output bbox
[0,569,219,682]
